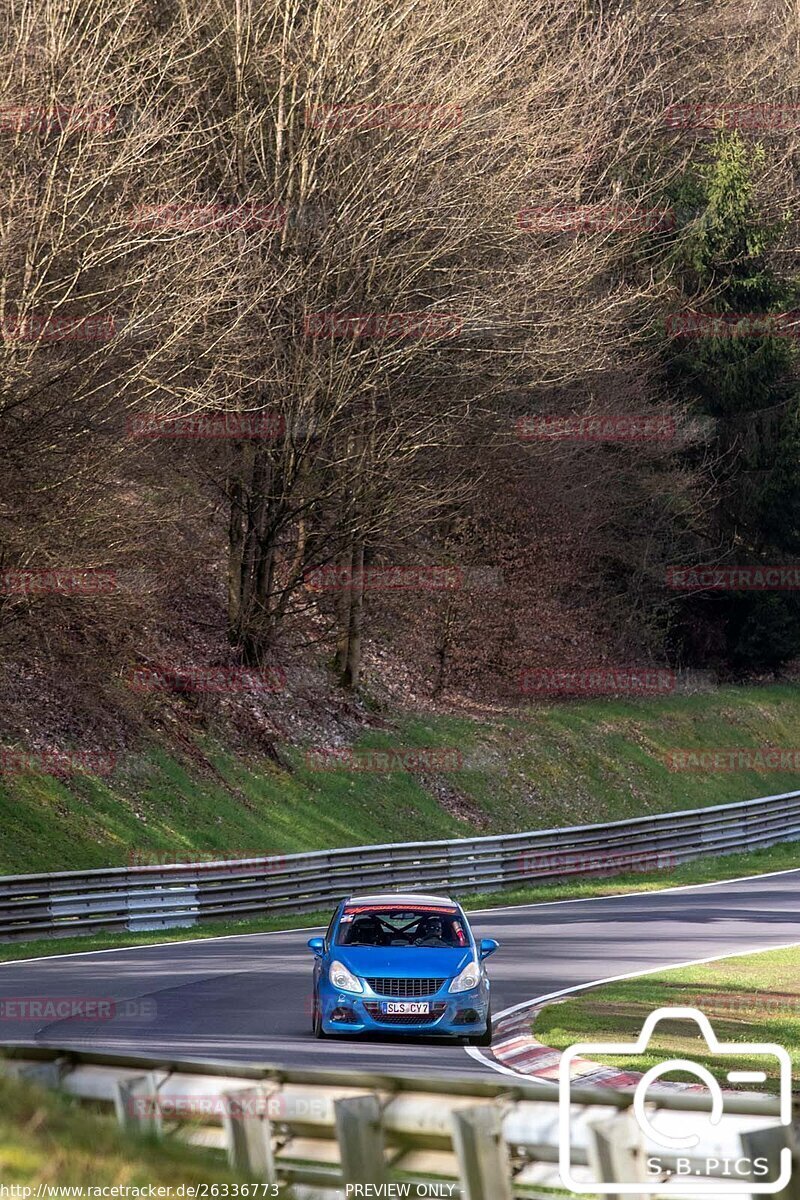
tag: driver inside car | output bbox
[416,914,450,945]
[347,914,386,945]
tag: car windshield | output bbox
[336,905,468,948]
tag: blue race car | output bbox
[307,892,498,1045]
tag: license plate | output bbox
[382,1001,430,1014]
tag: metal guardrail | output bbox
[0,1044,793,1196]
[1,788,799,940]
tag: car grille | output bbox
[365,977,446,997]
[364,1002,447,1025]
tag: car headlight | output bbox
[329,960,363,993]
[449,960,481,993]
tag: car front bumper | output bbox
[318,980,489,1037]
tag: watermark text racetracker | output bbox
[306,747,462,771]
[667,565,800,590]
[305,565,503,592]
[17,1188,456,1199]
[306,103,462,131]
[519,667,675,697]
[128,849,286,872]
[304,311,462,339]
[665,748,800,771]
[0,997,156,1021]
[0,1189,279,1199]
[128,1093,325,1120]
[517,849,677,877]
[664,103,800,131]
[0,568,117,596]
[128,666,286,693]
[517,204,675,233]
[0,104,116,133]
[516,413,675,443]
[128,202,285,232]
[0,748,116,777]
[127,412,286,440]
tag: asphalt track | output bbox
[1,868,799,1079]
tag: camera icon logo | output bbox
[558,1006,792,1194]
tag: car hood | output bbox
[334,945,474,979]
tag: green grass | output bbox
[2,683,800,875]
[0,1072,263,1186]
[535,944,800,1093]
[0,838,796,965]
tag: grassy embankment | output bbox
[2,684,800,874]
[1,683,799,961]
[535,944,800,1093]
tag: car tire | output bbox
[472,1007,492,1047]
[312,995,326,1039]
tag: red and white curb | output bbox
[468,933,800,1084]
[485,1001,702,1091]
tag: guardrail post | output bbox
[586,1112,647,1200]
[221,1087,276,1180]
[334,1094,387,1185]
[450,1103,513,1200]
[11,1058,68,1088]
[741,1124,799,1199]
[113,1073,163,1136]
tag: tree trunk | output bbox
[227,473,245,642]
[238,444,258,629]
[431,599,455,698]
[334,538,354,677]
[342,538,364,689]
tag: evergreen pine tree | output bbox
[665,132,800,672]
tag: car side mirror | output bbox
[479,938,499,959]
[307,937,325,956]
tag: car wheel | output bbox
[312,995,326,1039]
[472,1007,492,1047]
